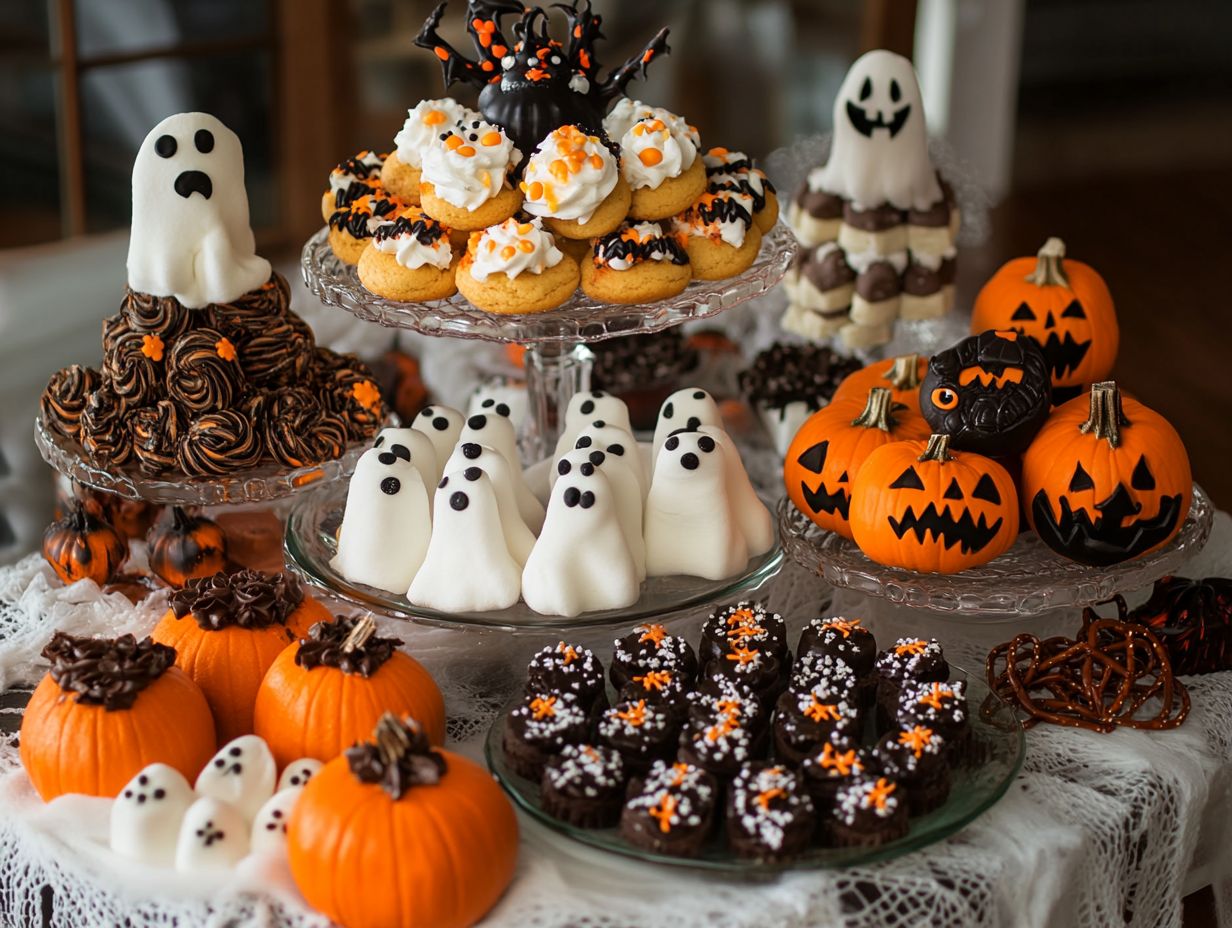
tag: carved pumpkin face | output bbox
[785,387,929,539]
[41,504,127,586]
[1023,381,1191,566]
[850,434,1019,574]
[147,507,228,588]
[831,353,928,418]
[920,329,1052,455]
[972,237,1118,402]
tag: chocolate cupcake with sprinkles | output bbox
[541,743,627,828]
[772,681,861,766]
[525,640,607,713]
[726,763,815,861]
[502,689,590,780]
[597,698,680,775]
[873,637,949,725]
[611,622,698,689]
[827,775,908,848]
[621,759,717,857]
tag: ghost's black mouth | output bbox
[888,503,1003,554]
[1031,486,1183,566]
[174,170,212,200]
[846,101,911,139]
[801,481,850,520]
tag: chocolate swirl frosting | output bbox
[166,328,245,413]
[345,713,446,799]
[206,272,291,336]
[101,312,128,356]
[295,614,402,677]
[177,409,263,476]
[130,399,182,476]
[315,349,385,441]
[739,343,863,408]
[41,365,101,440]
[79,384,133,466]
[239,320,316,388]
[104,328,164,408]
[169,568,304,630]
[122,288,193,340]
[264,388,349,467]
[43,631,176,711]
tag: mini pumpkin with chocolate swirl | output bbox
[40,364,101,440]
[177,408,263,477]
[165,328,246,413]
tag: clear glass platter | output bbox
[778,484,1214,618]
[484,666,1024,871]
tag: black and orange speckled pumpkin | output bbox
[1127,576,1232,675]
[147,507,228,588]
[42,504,127,586]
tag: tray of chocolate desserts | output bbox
[486,602,1025,868]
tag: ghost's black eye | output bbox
[890,79,902,103]
[194,129,215,153]
[859,77,873,101]
[155,135,177,158]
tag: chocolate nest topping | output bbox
[43,631,176,711]
[346,712,446,799]
[295,614,403,677]
[169,568,304,631]
[739,342,863,408]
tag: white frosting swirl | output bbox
[619,116,696,190]
[329,150,383,194]
[372,220,454,271]
[604,99,701,152]
[420,119,521,210]
[673,190,755,247]
[394,98,479,168]
[468,218,564,281]
[520,126,619,223]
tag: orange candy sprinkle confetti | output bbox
[634,670,672,692]
[141,334,164,362]
[638,624,668,646]
[423,109,447,126]
[755,787,785,811]
[864,778,897,811]
[648,792,676,832]
[895,639,929,657]
[214,337,237,362]
[726,646,759,666]
[803,697,842,723]
[616,700,647,727]
[556,642,579,665]
[918,683,956,711]
[480,131,503,146]
[434,46,449,60]
[350,380,382,413]
[638,149,663,167]
[898,725,936,758]
[825,617,863,638]
[818,742,860,776]
[530,695,557,719]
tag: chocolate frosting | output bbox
[79,384,133,466]
[328,196,398,239]
[41,365,101,440]
[801,246,855,292]
[938,257,957,286]
[166,329,246,413]
[710,169,773,213]
[206,272,291,335]
[842,201,905,232]
[793,183,844,220]
[590,330,697,392]
[294,615,403,677]
[239,320,316,388]
[105,328,164,408]
[316,351,386,441]
[372,213,449,247]
[101,312,129,356]
[739,342,862,408]
[264,388,348,467]
[687,192,753,231]
[130,399,182,476]
[177,409,263,476]
[122,288,193,340]
[902,262,942,297]
[345,714,446,799]
[169,568,304,630]
[43,631,175,711]
[855,262,902,302]
[593,225,688,269]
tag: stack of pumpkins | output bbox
[785,237,1193,574]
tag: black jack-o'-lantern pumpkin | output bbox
[919,329,1052,456]
[146,507,228,588]
[1125,576,1232,675]
[42,503,127,586]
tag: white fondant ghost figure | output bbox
[699,425,775,556]
[644,431,748,580]
[552,447,645,581]
[249,787,303,854]
[174,797,250,872]
[331,447,431,594]
[412,404,465,474]
[468,379,529,431]
[553,390,635,460]
[109,764,196,867]
[459,412,545,532]
[652,388,722,466]
[375,427,440,498]
[194,735,277,825]
[407,468,522,612]
[443,442,537,566]
[277,758,323,792]
[573,421,647,498]
[523,464,639,617]
[808,50,941,211]
[127,113,271,308]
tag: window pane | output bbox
[76,0,270,59]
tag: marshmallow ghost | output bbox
[808,50,941,211]
[553,390,635,460]
[459,413,545,531]
[128,113,271,308]
[523,463,640,617]
[194,735,277,824]
[468,380,529,432]
[652,388,722,466]
[375,427,439,498]
[553,447,645,581]
[408,468,521,612]
[645,431,748,580]
[699,425,775,557]
[331,446,431,593]
[574,421,648,497]
[175,797,250,872]
[412,404,465,476]
[443,442,537,566]
[249,787,302,854]
[110,764,196,867]
[277,758,323,792]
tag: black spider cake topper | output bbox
[416,0,670,156]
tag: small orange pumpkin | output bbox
[151,570,331,744]
[41,503,127,586]
[254,614,446,769]
[288,713,518,928]
[147,507,228,588]
[972,237,1118,402]
[20,632,216,800]
[831,353,928,417]
[785,387,930,539]
[850,433,1019,573]
[1023,381,1191,566]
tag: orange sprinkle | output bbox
[480,131,503,146]
[434,46,449,60]
[500,244,516,260]
[825,617,863,638]
[549,159,570,183]
[895,640,929,657]
[492,43,507,57]
[638,624,668,646]
[755,787,785,811]
[918,684,956,711]
[642,49,654,63]
[615,700,647,727]
[140,334,164,362]
[350,380,381,413]
[578,49,591,69]
[704,716,738,741]
[527,180,544,200]
[726,607,756,628]
[898,725,935,758]
[669,763,690,785]
[423,109,447,126]
[516,222,534,235]
[633,670,672,692]
[726,646,759,666]
[445,135,464,151]
[526,67,549,81]
[481,60,494,71]
[818,742,860,776]
[517,239,535,253]
[709,146,729,157]
[573,24,582,37]
[588,154,604,170]
[803,697,842,723]
[457,145,476,158]
[648,793,676,833]
[214,337,237,362]
[530,695,557,719]
[486,239,497,252]
[639,149,663,167]
[556,642,579,665]
[865,778,897,811]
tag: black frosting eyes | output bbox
[378,452,397,465]
[580,462,595,476]
[692,391,706,400]
[580,491,595,509]
[686,416,701,430]
[496,403,510,417]
[890,466,925,490]
[680,453,699,471]
[1061,300,1087,320]
[380,477,401,495]
[467,415,486,429]
[1068,461,1094,492]
[194,128,214,153]
[663,402,674,419]
[890,78,902,103]
[972,473,1002,504]
[155,134,177,158]
[564,486,581,507]
[580,400,595,415]
[576,436,593,449]
[589,450,606,465]
[463,466,482,481]
[482,398,494,408]
[1011,303,1036,321]
[593,420,606,428]
[859,76,872,101]
[374,436,385,447]
[390,443,411,462]
[665,436,680,452]
[558,460,571,475]
[462,442,482,459]
[697,436,716,453]
[433,417,450,431]
[1131,456,1156,491]
[450,491,469,511]
[439,476,449,488]
[607,443,624,456]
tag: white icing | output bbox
[594,222,679,271]
[553,391,634,461]
[710,168,766,199]
[468,217,564,281]
[275,758,322,792]
[572,421,648,499]
[553,447,646,582]
[673,191,755,247]
[652,387,722,464]
[701,148,750,172]
[909,245,957,271]
[457,411,544,531]
[620,116,697,190]
[442,442,537,567]
[569,72,591,94]
[698,424,775,556]
[193,736,277,825]
[394,98,479,168]
[329,150,383,194]
[419,117,520,209]
[520,126,619,223]
[412,404,465,480]
[468,380,529,431]
[109,764,195,868]
[845,248,908,275]
[808,50,942,211]
[248,788,301,855]
[371,221,454,270]
[127,112,271,308]
[604,99,700,151]
[174,797,250,872]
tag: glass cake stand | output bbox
[283,481,785,632]
[485,666,1024,871]
[777,484,1214,619]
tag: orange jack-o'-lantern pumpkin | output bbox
[850,434,1019,574]
[41,503,127,586]
[832,353,928,418]
[971,237,1118,403]
[147,507,228,588]
[1023,381,1191,566]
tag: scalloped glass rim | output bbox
[777,484,1214,620]
[300,223,797,344]
[33,414,379,506]
[484,666,1024,871]
[282,483,785,631]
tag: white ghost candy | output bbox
[249,787,302,854]
[408,468,521,612]
[375,427,440,497]
[807,49,941,212]
[443,442,537,566]
[175,797,250,872]
[645,430,748,580]
[572,421,648,498]
[110,764,196,867]
[553,447,645,581]
[652,388,722,466]
[411,404,465,474]
[468,380,529,431]
[331,446,431,594]
[523,465,639,617]
[553,390,635,461]
[127,113,271,308]
[277,758,323,792]
[194,735,277,825]
[458,412,544,532]
[699,425,775,556]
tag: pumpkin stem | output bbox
[374,711,412,766]
[850,387,897,432]
[343,614,378,653]
[1026,237,1070,288]
[884,355,923,391]
[169,506,193,530]
[918,433,954,463]
[1079,380,1130,448]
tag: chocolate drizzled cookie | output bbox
[42,631,176,711]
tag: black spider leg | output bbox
[553,0,604,78]
[512,7,552,48]
[595,26,670,105]
[465,0,522,67]
[416,2,488,89]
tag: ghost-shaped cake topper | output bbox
[127,113,271,308]
[809,50,941,212]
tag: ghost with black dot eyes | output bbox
[652,387,722,465]
[127,112,271,308]
[411,405,465,481]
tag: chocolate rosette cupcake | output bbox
[207,272,290,336]
[178,408,263,477]
[166,328,246,414]
[104,328,165,408]
[78,384,133,466]
[264,388,349,467]
[239,318,316,388]
[101,312,128,356]
[40,365,101,440]
[130,399,182,476]
[315,348,386,441]
[121,287,193,340]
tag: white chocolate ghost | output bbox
[175,797,250,872]
[458,412,544,532]
[277,758,323,792]
[375,427,439,500]
[249,787,302,854]
[553,390,635,461]
[652,388,723,466]
[194,735,277,825]
[110,764,196,867]
[553,447,646,581]
[412,404,465,476]
[443,442,537,566]
[699,425,775,556]
[573,421,648,498]
[468,379,529,432]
